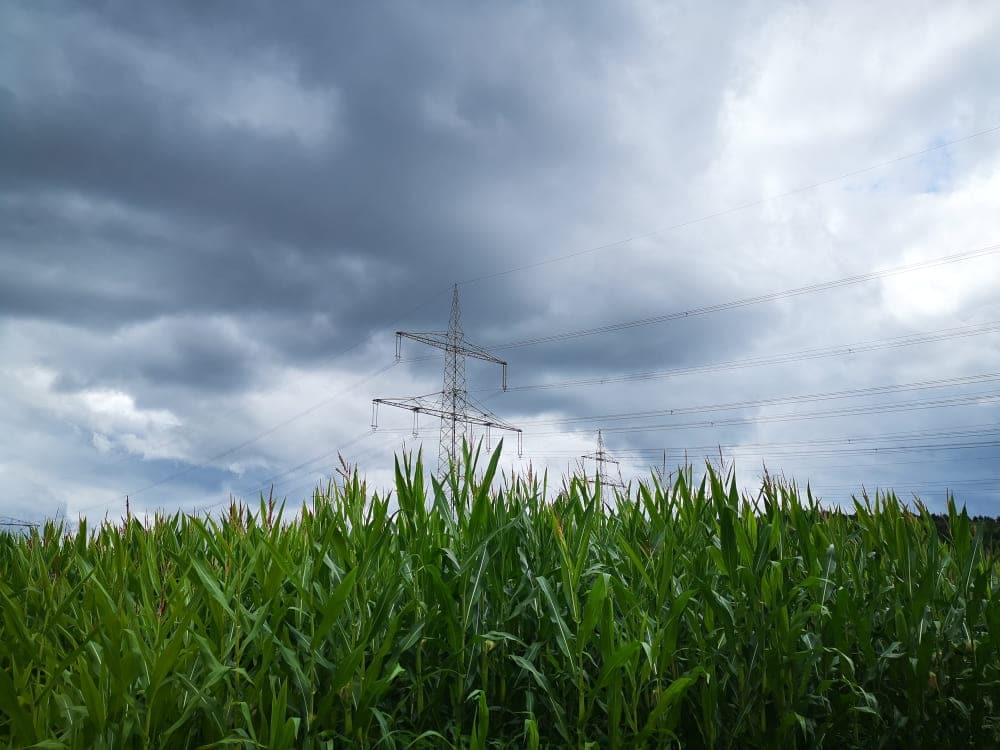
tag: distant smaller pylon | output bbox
[582,429,625,489]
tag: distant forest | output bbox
[929,514,1000,552]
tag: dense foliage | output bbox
[2,445,999,748]
[930,513,1000,553]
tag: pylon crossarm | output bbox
[583,453,620,466]
[464,397,520,432]
[416,406,519,430]
[396,331,448,350]
[373,397,520,432]
[397,331,507,366]
[373,393,444,411]
[455,340,507,366]
[381,284,519,476]
[396,331,452,352]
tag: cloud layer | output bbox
[2,1,1000,522]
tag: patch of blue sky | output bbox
[843,176,888,193]
[919,133,954,193]
[113,460,241,515]
[840,131,958,194]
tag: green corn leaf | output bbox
[310,566,359,650]
[578,572,608,655]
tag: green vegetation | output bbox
[2,444,999,748]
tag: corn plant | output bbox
[1,442,998,748]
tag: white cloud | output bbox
[190,66,340,147]
[3,1,1000,519]
[880,169,1000,321]
[79,388,179,428]
[91,432,113,455]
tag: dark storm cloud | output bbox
[0,1,737,368]
[3,1,999,521]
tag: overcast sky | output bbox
[3,1,1000,524]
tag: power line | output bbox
[618,425,1000,454]
[513,371,1000,427]
[522,421,1000,456]
[187,431,394,516]
[196,422,1000,508]
[94,287,454,474]
[501,319,1000,393]
[372,417,1000,450]
[807,479,1000,497]
[74,361,399,516]
[488,241,1000,350]
[524,452,1000,476]
[517,389,1000,438]
[77,290,455,516]
[127,362,396,497]
[585,439,1000,466]
[227,432,404,511]
[673,439,1000,460]
[367,430,1000,480]
[54,121,1000,517]
[459,123,1000,286]
[0,517,40,529]
[521,438,1000,488]
[233,430,375,500]
[91,289,449,482]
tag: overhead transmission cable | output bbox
[524,444,1000,478]
[177,431,394,516]
[130,133,1000,513]
[77,360,400,515]
[516,420,1000,488]
[225,433,402,512]
[526,451,1000,472]
[397,240,1000,368]
[375,415,1000,458]
[524,427,1000,458]
[500,319,1000,393]
[74,124,1000,517]
[487,241,1000,351]
[513,370,1000,427]
[605,422,1000,454]
[233,429,375,501]
[458,123,1000,286]
[807,479,1000,498]
[193,428,406,516]
[660,439,1000,461]
[104,286,455,469]
[518,390,1000,438]
[0,517,40,529]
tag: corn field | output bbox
[2,444,999,748]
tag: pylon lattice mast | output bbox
[372,285,521,475]
[582,429,624,489]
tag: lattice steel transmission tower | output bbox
[582,430,624,489]
[372,285,522,475]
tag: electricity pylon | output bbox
[372,285,522,475]
[582,430,624,489]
